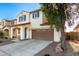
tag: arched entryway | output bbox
[13,28,20,39]
[4,29,9,35]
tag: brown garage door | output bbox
[32,29,53,41]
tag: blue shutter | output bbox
[32,13,34,19]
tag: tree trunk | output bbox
[59,4,67,51]
[60,27,67,51]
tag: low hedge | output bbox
[4,35,11,40]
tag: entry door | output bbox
[25,28,27,39]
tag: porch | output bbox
[10,23,31,40]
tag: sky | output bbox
[0,3,40,20]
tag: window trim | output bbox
[32,11,39,19]
[19,15,26,22]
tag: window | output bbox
[32,12,39,19]
[19,15,26,22]
[24,15,26,21]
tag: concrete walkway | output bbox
[0,39,52,56]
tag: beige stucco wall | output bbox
[30,11,43,28]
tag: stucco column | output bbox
[26,28,32,39]
[9,29,10,36]
[11,27,13,38]
[16,29,18,36]
[29,29,32,39]
[26,28,29,39]
[20,26,25,40]
[54,28,61,42]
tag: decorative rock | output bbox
[55,43,63,53]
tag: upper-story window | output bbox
[32,11,39,19]
[19,15,26,22]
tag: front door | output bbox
[25,28,27,39]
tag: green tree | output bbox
[40,3,68,51]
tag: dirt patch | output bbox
[35,41,79,56]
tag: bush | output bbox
[0,41,3,43]
[0,31,4,38]
[0,31,11,40]
[4,35,11,40]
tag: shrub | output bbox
[0,31,11,40]
[0,41,3,43]
[4,35,11,40]
[0,31,4,38]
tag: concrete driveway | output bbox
[0,39,52,56]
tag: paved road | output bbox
[0,39,52,56]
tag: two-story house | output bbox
[0,9,61,42]
[11,9,54,41]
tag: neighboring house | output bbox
[0,9,61,42]
[66,24,79,40]
[65,13,79,40]
[0,19,12,35]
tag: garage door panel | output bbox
[32,29,53,41]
